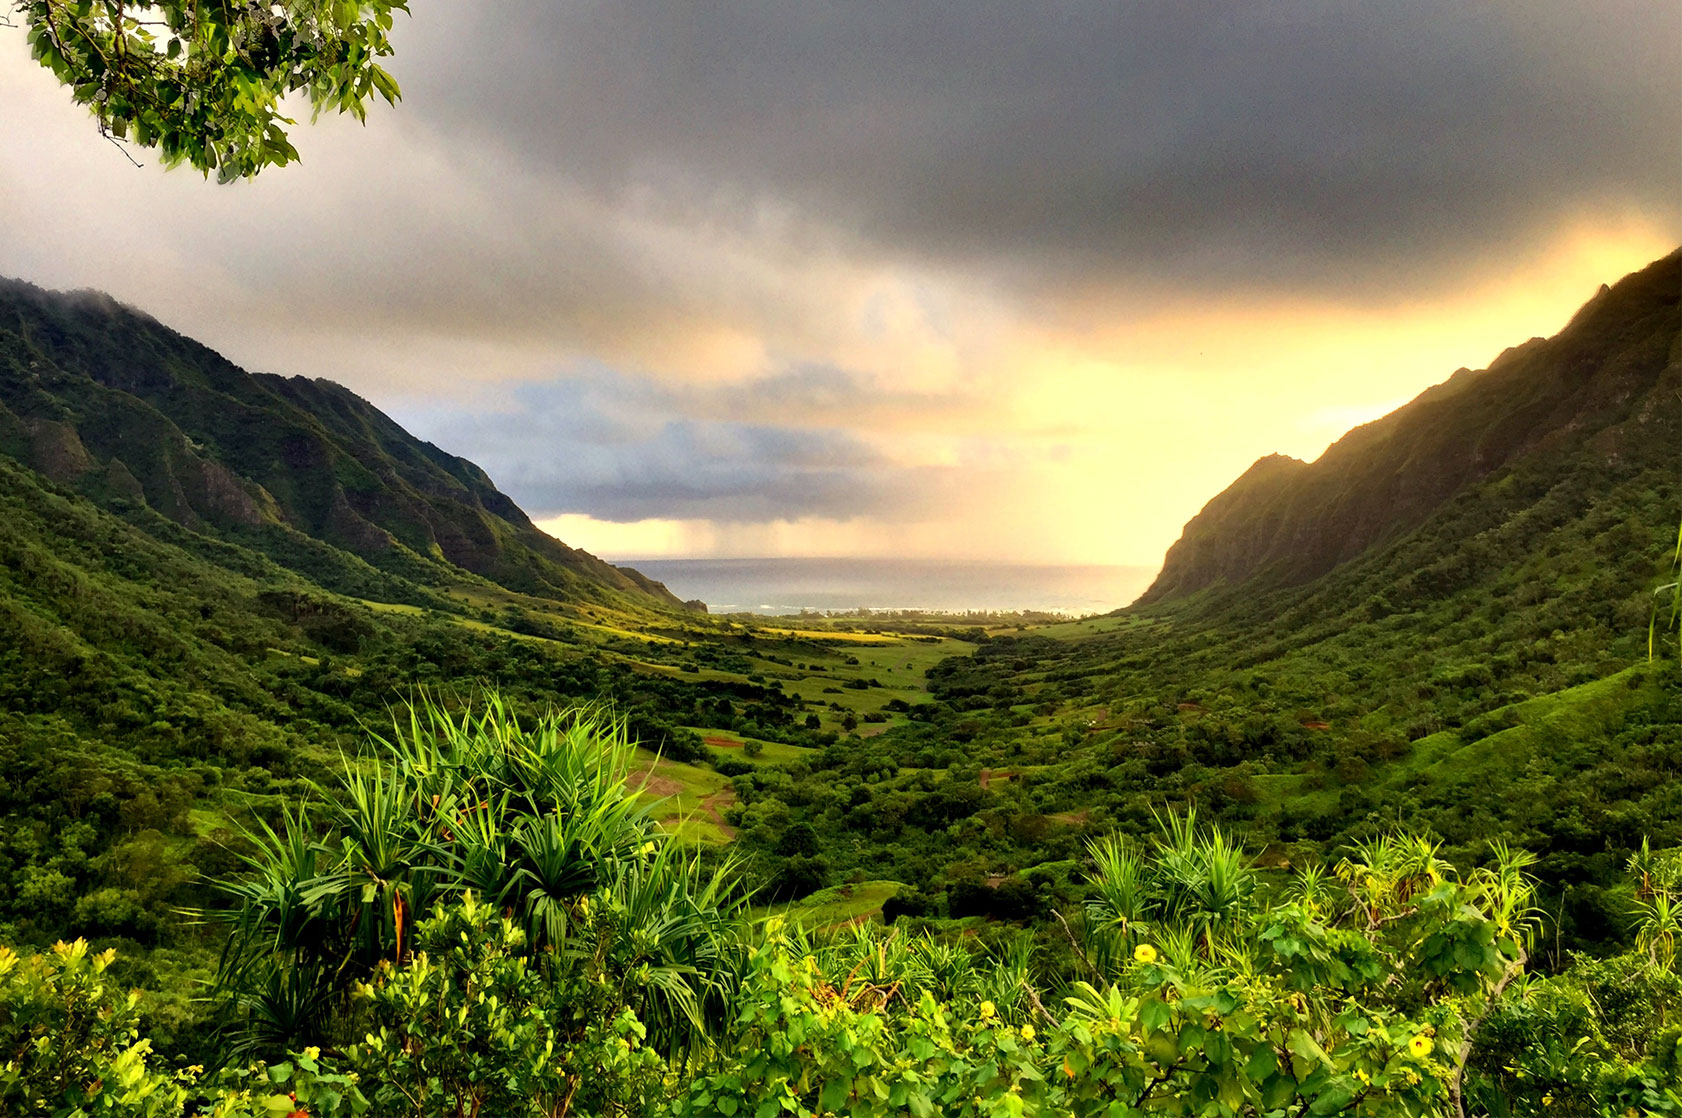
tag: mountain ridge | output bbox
[1137,249,1682,606]
[0,277,690,612]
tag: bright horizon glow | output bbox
[536,513,1126,565]
[545,217,1674,566]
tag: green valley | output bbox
[0,251,1678,1114]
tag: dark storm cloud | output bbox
[399,365,963,521]
[401,0,1680,292]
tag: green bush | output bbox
[347,895,663,1117]
[0,939,188,1117]
[0,938,367,1118]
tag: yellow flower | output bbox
[1133,943,1158,964]
[979,1000,996,1019]
[1542,1095,1553,1106]
[1020,1024,1035,1041]
[303,1046,320,1061]
[1407,1034,1434,1059]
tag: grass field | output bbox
[771,633,975,734]
[1246,662,1666,819]
[754,625,907,644]
[1012,614,1140,639]
[1414,663,1660,781]
[356,599,427,616]
[630,750,736,843]
[364,588,1003,782]
[695,728,817,766]
[759,880,905,932]
[377,583,996,743]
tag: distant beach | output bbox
[618,557,1158,616]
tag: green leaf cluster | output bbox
[0,938,189,1116]
[347,895,665,1117]
[17,1,407,180]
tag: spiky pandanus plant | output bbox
[209,695,749,1061]
[1630,839,1682,969]
[781,915,1041,1029]
[1080,808,1260,979]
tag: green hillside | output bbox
[0,446,950,1014]
[0,278,687,610]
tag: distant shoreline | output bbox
[611,556,1159,617]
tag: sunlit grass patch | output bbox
[763,880,906,931]
[630,749,737,842]
[355,598,426,615]
[695,729,813,765]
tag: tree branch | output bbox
[1448,945,1525,1118]
[1020,979,1057,1028]
[1053,909,1099,979]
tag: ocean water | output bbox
[620,558,1159,617]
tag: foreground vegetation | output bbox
[3,700,1677,1117]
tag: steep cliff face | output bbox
[1138,250,1681,606]
[0,279,687,610]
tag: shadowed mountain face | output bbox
[1139,250,1682,606]
[0,280,687,610]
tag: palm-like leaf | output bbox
[211,693,749,1061]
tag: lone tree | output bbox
[13,0,407,181]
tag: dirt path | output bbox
[700,788,737,839]
[630,769,686,798]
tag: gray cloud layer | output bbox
[2,1,1676,553]
[401,365,967,522]
[350,0,1682,529]
[402,0,1679,292]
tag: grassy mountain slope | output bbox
[1139,249,1680,604]
[0,449,953,972]
[0,278,685,610]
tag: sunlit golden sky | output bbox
[1,3,1677,567]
